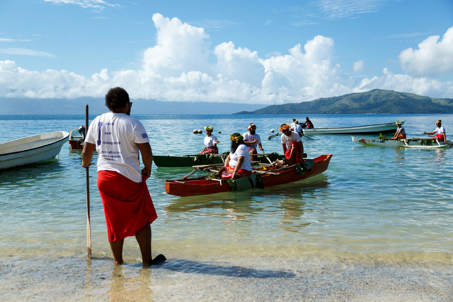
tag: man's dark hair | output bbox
[105,87,130,112]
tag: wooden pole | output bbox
[85,104,92,259]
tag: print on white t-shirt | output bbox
[85,112,149,183]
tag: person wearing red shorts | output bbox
[82,87,165,267]
[424,120,447,143]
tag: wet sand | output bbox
[1,254,451,302]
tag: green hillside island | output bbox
[237,89,453,114]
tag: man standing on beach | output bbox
[81,87,165,267]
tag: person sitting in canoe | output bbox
[280,123,304,165]
[302,117,314,129]
[243,123,264,161]
[221,133,252,179]
[200,126,219,154]
[424,120,447,143]
[392,121,406,140]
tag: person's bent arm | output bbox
[81,142,96,168]
[220,154,230,173]
[137,142,153,179]
[282,144,287,154]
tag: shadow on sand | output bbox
[159,258,295,278]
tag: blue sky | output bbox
[0,0,452,104]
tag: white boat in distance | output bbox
[0,131,69,170]
[352,136,451,149]
[303,121,402,135]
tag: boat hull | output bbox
[0,131,69,170]
[352,136,451,149]
[165,154,332,197]
[68,127,85,150]
[303,122,401,135]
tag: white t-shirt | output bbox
[85,112,149,183]
[281,132,301,148]
[229,144,252,171]
[204,135,218,147]
[293,124,303,135]
[243,132,261,149]
[435,126,446,135]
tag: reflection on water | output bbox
[165,175,329,232]
[1,114,452,263]
[0,160,65,186]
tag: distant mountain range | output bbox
[236,89,453,114]
[0,98,265,115]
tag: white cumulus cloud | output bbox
[354,68,453,97]
[0,13,452,103]
[399,26,453,76]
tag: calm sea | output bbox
[1,113,452,301]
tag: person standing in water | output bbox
[200,126,219,154]
[82,87,165,267]
[243,123,264,161]
[280,124,304,165]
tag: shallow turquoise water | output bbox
[0,113,452,301]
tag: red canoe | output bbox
[165,154,333,197]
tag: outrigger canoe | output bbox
[352,136,451,149]
[0,131,69,170]
[303,121,402,135]
[154,152,284,167]
[68,126,86,151]
[165,154,332,197]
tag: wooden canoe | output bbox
[165,154,332,196]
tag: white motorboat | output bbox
[0,131,69,170]
[303,121,402,135]
[352,136,451,149]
